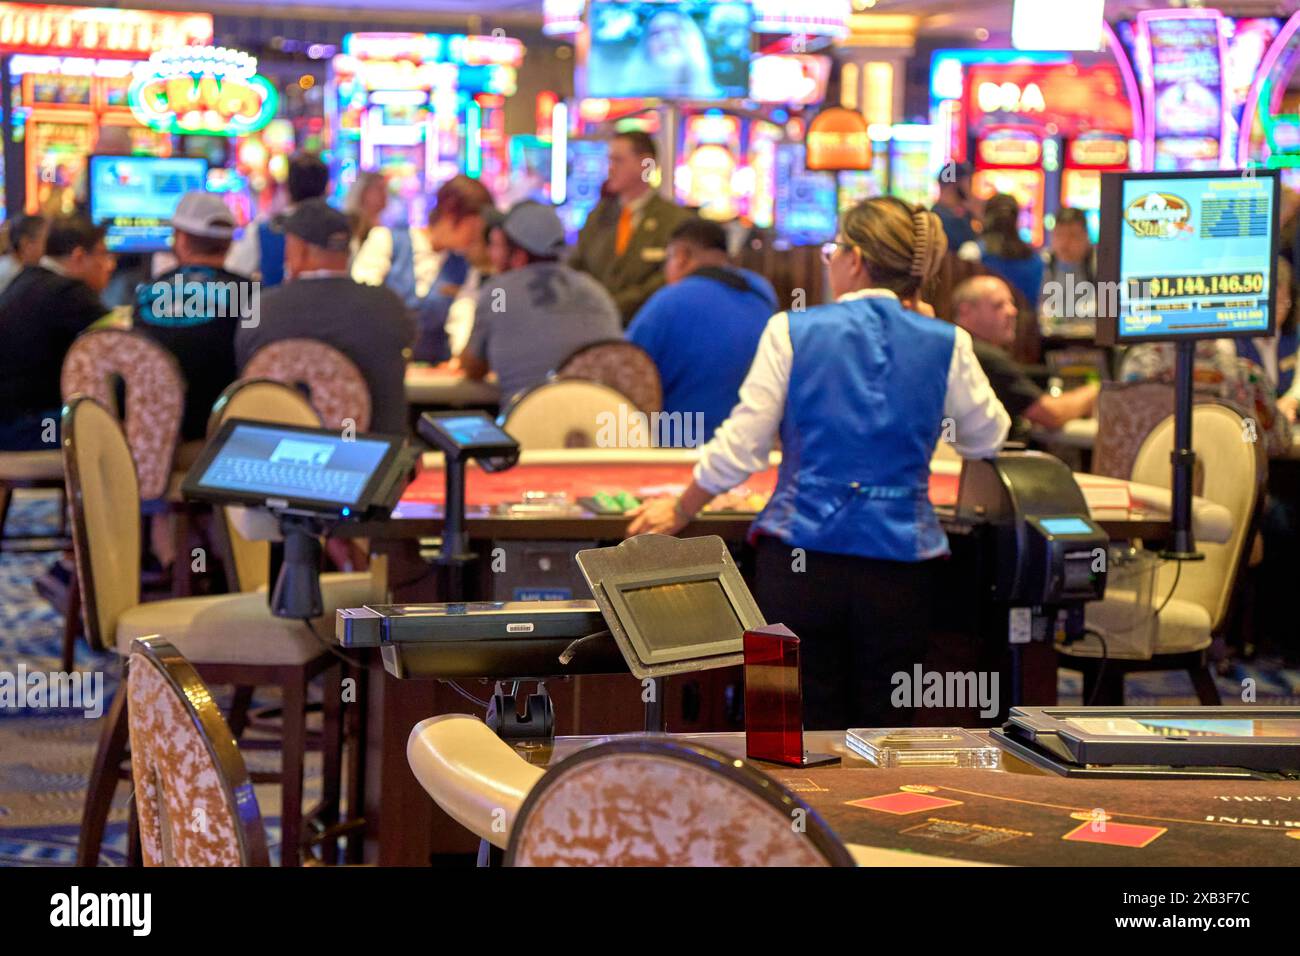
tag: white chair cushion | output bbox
[1061,596,1212,661]
[0,450,63,481]
[117,591,333,666]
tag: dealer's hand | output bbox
[626,497,689,537]
[1279,395,1298,425]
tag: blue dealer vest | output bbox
[257,221,285,288]
[752,295,957,562]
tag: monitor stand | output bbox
[1160,340,1206,562]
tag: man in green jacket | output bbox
[571,130,691,325]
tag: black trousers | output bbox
[754,536,937,731]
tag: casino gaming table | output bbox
[538,731,1300,867]
[332,450,1237,863]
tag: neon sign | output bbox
[128,46,278,136]
[805,107,872,171]
[0,4,212,59]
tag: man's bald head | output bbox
[952,275,1018,348]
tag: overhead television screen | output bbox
[88,155,208,254]
[586,1,753,100]
[1097,169,1280,344]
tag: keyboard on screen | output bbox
[204,455,365,503]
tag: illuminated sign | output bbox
[805,107,872,171]
[342,32,523,68]
[750,54,831,105]
[1068,132,1128,168]
[977,127,1042,166]
[128,46,277,136]
[543,0,585,37]
[976,80,1046,115]
[965,62,1134,137]
[752,0,851,36]
[0,4,212,59]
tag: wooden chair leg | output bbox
[345,662,368,865]
[1189,664,1222,705]
[0,483,12,542]
[227,686,255,741]
[77,680,130,867]
[61,576,81,674]
[278,673,308,867]
[1081,659,1126,706]
[318,664,344,860]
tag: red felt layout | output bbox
[399,463,963,511]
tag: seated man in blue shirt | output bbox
[626,218,777,444]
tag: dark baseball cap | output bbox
[484,201,567,259]
[280,198,351,253]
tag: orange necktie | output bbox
[615,205,634,256]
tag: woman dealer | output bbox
[629,197,1011,730]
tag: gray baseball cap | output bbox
[485,201,567,258]
[171,191,236,239]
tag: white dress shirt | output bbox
[694,288,1011,494]
[351,225,481,356]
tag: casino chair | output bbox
[1058,401,1266,705]
[554,339,663,414]
[407,716,854,867]
[126,636,270,867]
[63,395,348,867]
[59,328,192,662]
[500,380,632,450]
[243,339,373,432]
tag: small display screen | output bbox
[1067,716,1300,738]
[1113,173,1276,340]
[621,579,743,654]
[431,415,515,450]
[1040,517,1094,535]
[586,1,753,100]
[89,155,209,253]
[196,424,393,507]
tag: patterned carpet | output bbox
[2,491,1298,866]
[0,491,316,866]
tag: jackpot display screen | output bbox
[1099,170,1279,344]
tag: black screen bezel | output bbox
[419,410,520,459]
[1096,168,1280,346]
[181,417,408,515]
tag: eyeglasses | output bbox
[821,241,854,265]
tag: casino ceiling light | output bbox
[1012,0,1105,52]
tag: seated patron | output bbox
[134,192,249,443]
[978,193,1043,309]
[352,175,492,363]
[1038,207,1096,327]
[226,151,330,288]
[0,213,48,296]
[0,215,114,450]
[626,218,777,442]
[1121,337,1292,458]
[931,163,980,258]
[235,199,413,434]
[953,276,1098,437]
[456,201,621,404]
